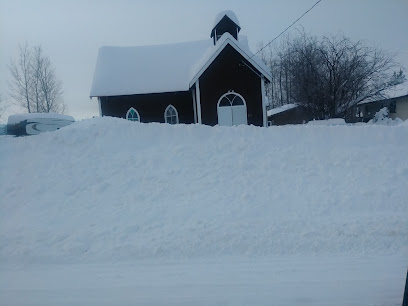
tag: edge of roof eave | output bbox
[357,93,408,105]
[89,87,192,98]
[189,37,272,88]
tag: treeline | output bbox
[258,31,406,119]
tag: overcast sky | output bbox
[1,0,407,122]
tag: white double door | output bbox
[217,93,248,126]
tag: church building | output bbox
[90,11,272,127]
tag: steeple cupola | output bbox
[210,10,241,45]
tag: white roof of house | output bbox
[267,103,298,117]
[357,93,408,105]
[213,10,240,28]
[90,33,271,97]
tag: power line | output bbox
[253,0,323,57]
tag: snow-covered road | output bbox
[1,256,406,306]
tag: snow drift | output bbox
[0,117,407,264]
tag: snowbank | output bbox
[0,117,407,264]
[400,119,408,126]
[307,118,347,125]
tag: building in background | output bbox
[348,94,408,123]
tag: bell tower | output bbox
[210,10,241,45]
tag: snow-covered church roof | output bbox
[90,39,212,97]
[90,13,271,98]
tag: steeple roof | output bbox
[213,10,240,29]
[211,10,241,39]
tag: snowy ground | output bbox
[1,256,405,306]
[1,117,407,305]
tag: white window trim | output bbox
[217,91,247,108]
[126,107,140,122]
[164,104,179,124]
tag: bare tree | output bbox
[0,94,7,119]
[8,43,33,113]
[31,46,43,113]
[258,34,295,109]
[260,32,406,118]
[33,46,65,113]
[8,43,66,114]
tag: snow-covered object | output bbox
[372,107,389,122]
[213,10,241,28]
[369,106,402,125]
[1,117,407,264]
[307,118,347,126]
[90,34,271,97]
[7,113,75,136]
[267,103,298,117]
[7,113,74,125]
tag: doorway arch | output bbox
[217,91,248,126]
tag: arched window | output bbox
[126,107,140,122]
[164,105,179,124]
[217,91,247,126]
